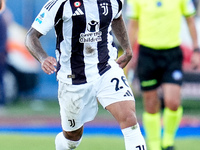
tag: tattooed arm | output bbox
[112,15,133,69]
[25,28,57,75]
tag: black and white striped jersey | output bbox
[32,0,123,85]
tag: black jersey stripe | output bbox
[54,1,67,52]
[70,0,87,84]
[54,1,67,73]
[97,0,112,75]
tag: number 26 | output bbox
[111,76,128,91]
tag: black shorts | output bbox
[137,45,183,91]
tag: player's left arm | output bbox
[112,15,133,69]
[185,16,200,70]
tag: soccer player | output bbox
[126,0,200,150]
[25,0,146,150]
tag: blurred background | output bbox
[2,0,58,103]
[0,0,200,150]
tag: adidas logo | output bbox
[124,90,133,97]
[73,8,84,16]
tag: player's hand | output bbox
[41,56,57,75]
[116,50,132,69]
[191,51,200,70]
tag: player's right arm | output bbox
[25,28,57,75]
[25,0,62,75]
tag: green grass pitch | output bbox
[0,134,200,150]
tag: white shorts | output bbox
[58,65,135,131]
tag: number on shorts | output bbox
[111,76,129,91]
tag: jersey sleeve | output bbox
[126,0,139,19]
[114,0,124,19]
[32,0,63,35]
[181,0,196,17]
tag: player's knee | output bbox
[127,113,137,124]
[144,100,160,113]
[165,99,180,111]
[119,112,138,129]
[63,127,83,141]
[55,132,82,150]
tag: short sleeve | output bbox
[114,0,124,19]
[126,0,139,19]
[32,0,63,35]
[181,0,196,17]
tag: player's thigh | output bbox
[97,65,135,108]
[96,66,136,128]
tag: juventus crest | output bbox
[100,3,109,16]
